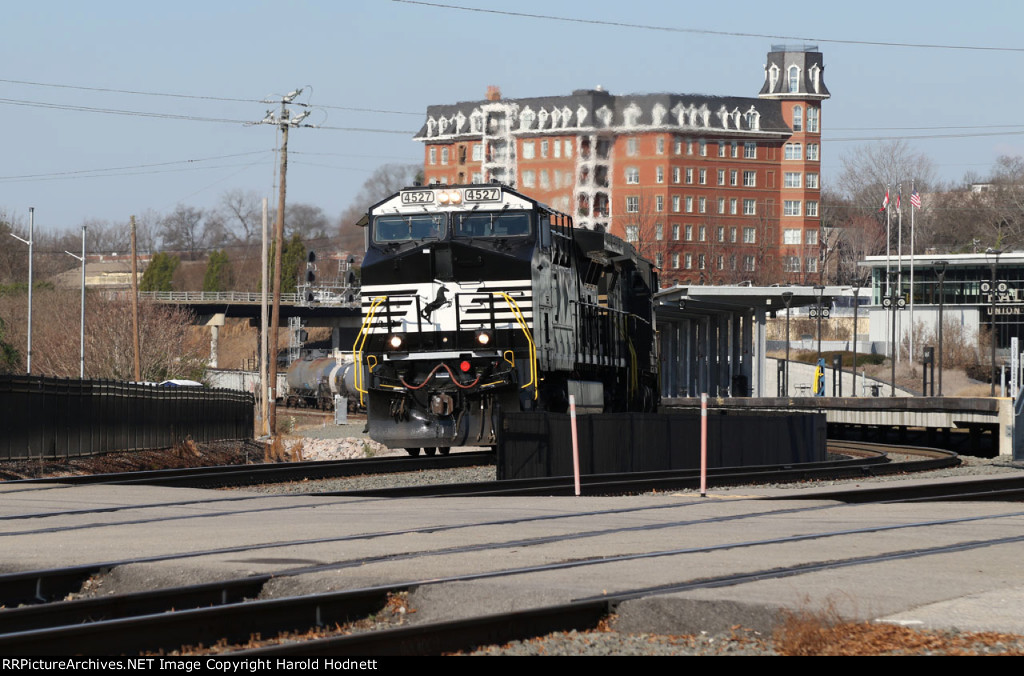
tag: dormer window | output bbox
[744,107,760,131]
[788,65,800,93]
[809,64,821,94]
[519,108,536,130]
[768,64,780,91]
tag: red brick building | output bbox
[415,47,828,286]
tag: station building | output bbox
[415,46,829,286]
[862,252,1024,357]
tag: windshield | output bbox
[373,214,444,243]
[455,212,531,239]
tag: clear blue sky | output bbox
[3,0,1022,235]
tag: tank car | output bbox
[284,356,361,411]
[353,184,658,455]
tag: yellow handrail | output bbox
[496,292,538,400]
[352,296,386,406]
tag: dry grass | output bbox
[263,436,304,463]
[774,606,1024,656]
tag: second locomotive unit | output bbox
[353,183,658,455]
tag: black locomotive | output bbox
[354,184,658,455]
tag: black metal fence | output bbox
[0,376,254,460]
[497,411,826,480]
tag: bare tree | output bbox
[219,189,262,243]
[338,163,421,253]
[159,205,207,260]
[618,189,668,275]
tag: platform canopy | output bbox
[654,285,845,398]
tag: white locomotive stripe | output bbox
[362,279,534,334]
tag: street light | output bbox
[9,207,33,374]
[781,291,794,396]
[934,260,948,397]
[64,225,86,378]
[985,248,1003,396]
[852,280,861,397]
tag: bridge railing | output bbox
[140,291,305,304]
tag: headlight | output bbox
[475,330,493,346]
[386,333,406,350]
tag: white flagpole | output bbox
[885,185,891,360]
[897,183,903,365]
[909,180,916,366]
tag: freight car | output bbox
[352,183,659,456]
[283,356,362,411]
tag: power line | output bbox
[0,151,271,182]
[393,0,1024,53]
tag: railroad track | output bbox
[0,475,1022,655]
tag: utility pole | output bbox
[251,89,313,436]
[64,225,87,378]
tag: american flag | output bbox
[910,190,922,209]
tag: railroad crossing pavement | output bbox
[0,478,1021,637]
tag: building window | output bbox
[471,171,483,183]
[784,172,802,188]
[627,138,639,156]
[553,141,561,158]
[717,255,724,270]
[730,198,738,215]
[565,139,573,157]
[806,144,820,161]
[807,107,819,133]
[783,255,801,272]
[684,253,692,269]
[656,195,664,212]
[743,227,756,243]
[673,253,681,269]
[730,226,737,242]
[522,142,535,159]
[698,197,707,213]
[717,199,725,215]
[698,225,706,241]
[471,144,482,161]
[656,223,664,240]
[717,225,725,241]
[806,229,818,245]
[698,140,707,156]
[626,196,639,213]
[540,170,550,189]
[730,254,737,270]
[673,195,681,212]
[718,143,726,158]
[625,167,640,184]
[730,170,738,186]
[699,169,707,185]
[806,173,819,189]
[698,254,706,270]
[686,196,693,213]
[656,138,665,154]
[673,167,681,183]
[784,200,802,217]
[656,166,664,184]
[806,200,819,217]
[731,141,739,158]
[656,253,664,268]
[674,138,683,154]
[792,105,803,132]
[743,200,756,216]
[743,171,756,187]
[672,223,680,240]
[717,169,725,186]
[626,225,639,242]
[784,143,802,160]
[685,224,693,241]
[441,148,449,165]
[783,228,802,245]
[540,140,549,158]
[744,142,756,159]
[788,65,800,92]
[686,168,693,184]
[806,256,818,273]
[429,148,437,165]
[744,255,755,272]
[522,170,535,187]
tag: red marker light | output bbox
[460,360,471,372]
